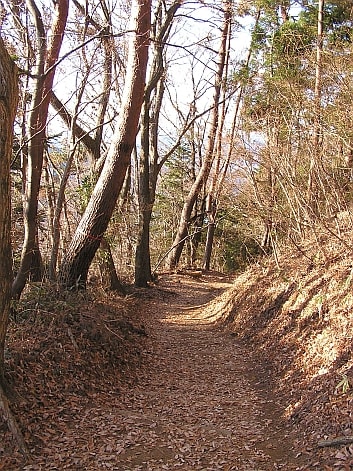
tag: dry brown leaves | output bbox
[216,237,353,470]
[1,267,348,470]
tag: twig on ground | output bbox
[318,436,353,448]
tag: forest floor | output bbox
[0,269,352,470]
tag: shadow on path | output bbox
[115,274,302,471]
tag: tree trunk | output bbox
[206,10,259,267]
[59,0,151,289]
[166,0,231,270]
[307,0,324,215]
[135,98,153,287]
[189,203,205,267]
[98,238,125,295]
[12,0,69,298]
[203,197,216,271]
[29,236,43,282]
[0,42,28,459]
[202,4,232,271]
[135,205,153,287]
[0,37,18,379]
[134,0,183,287]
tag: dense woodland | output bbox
[1,0,353,466]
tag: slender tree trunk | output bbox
[29,235,43,281]
[202,4,232,270]
[59,0,151,289]
[135,206,153,286]
[203,198,216,271]
[134,0,183,287]
[189,202,205,266]
[12,0,69,298]
[135,99,153,287]
[166,0,231,270]
[49,143,75,280]
[307,0,324,215]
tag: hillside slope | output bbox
[213,234,353,469]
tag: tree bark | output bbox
[307,0,324,215]
[203,198,217,271]
[0,37,18,379]
[202,2,233,270]
[12,0,69,298]
[59,0,151,289]
[134,0,183,287]
[98,238,125,295]
[166,0,231,270]
[0,38,28,458]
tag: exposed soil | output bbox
[114,273,303,470]
[1,272,308,470]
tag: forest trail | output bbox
[2,273,308,471]
[113,273,301,471]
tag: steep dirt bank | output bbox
[1,273,309,470]
[213,238,353,470]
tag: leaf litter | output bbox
[0,272,326,470]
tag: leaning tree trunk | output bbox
[59,0,151,289]
[12,0,69,298]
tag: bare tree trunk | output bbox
[12,0,69,298]
[211,8,260,206]
[59,0,151,289]
[203,197,217,271]
[0,37,29,458]
[0,37,18,379]
[134,0,183,287]
[202,3,233,270]
[307,0,324,215]
[98,238,125,294]
[29,235,43,281]
[135,96,154,287]
[166,0,231,270]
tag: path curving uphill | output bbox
[114,273,301,471]
[2,273,306,470]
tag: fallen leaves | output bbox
[0,273,345,469]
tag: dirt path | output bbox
[2,273,305,470]
[113,274,301,471]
